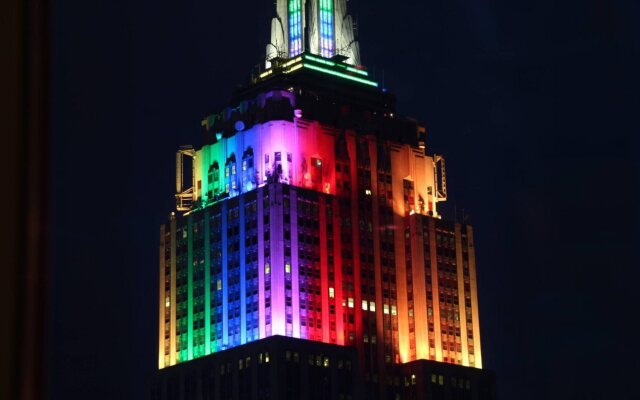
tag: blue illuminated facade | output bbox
[289,0,303,57]
[319,0,334,57]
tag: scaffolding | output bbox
[434,154,447,201]
[176,145,196,212]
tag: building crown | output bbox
[266,0,361,67]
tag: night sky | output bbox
[50,1,639,399]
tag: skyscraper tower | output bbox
[155,2,495,399]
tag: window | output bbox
[362,300,368,310]
[369,301,376,312]
[329,287,335,298]
[285,262,291,274]
[348,298,354,308]
[265,263,270,274]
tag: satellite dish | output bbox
[234,121,245,132]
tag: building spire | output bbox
[266,0,361,67]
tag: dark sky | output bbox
[50,1,639,399]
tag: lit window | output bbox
[383,304,389,315]
[369,301,376,312]
[242,160,247,171]
[225,167,229,177]
[411,374,417,385]
[391,305,397,316]
[165,298,170,308]
[217,280,222,290]
[362,300,368,310]
[285,262,291,273]
[329,287,335,298]
[265,263,270,274]
[232,165,236,175]
[323,357,329,368]
[348,298,354,308]
[265,352,270,363]
[365,189,372,195]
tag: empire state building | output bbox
[154,1,496,399]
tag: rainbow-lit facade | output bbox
[159,0,484,396]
